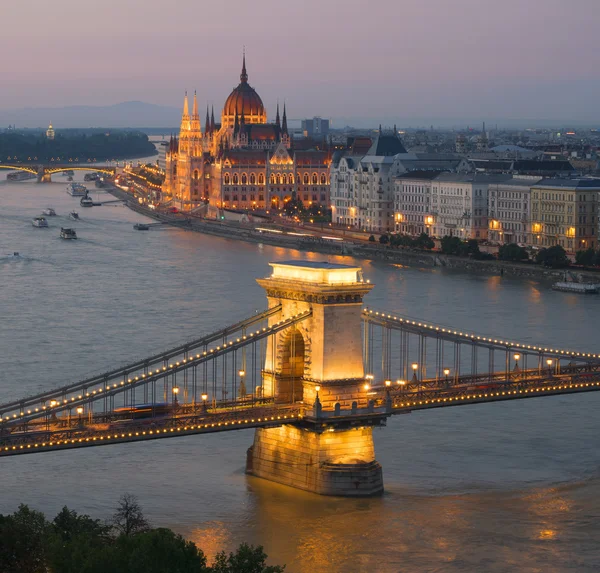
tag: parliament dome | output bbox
[221,55,267,128]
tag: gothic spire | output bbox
[180,91,190,132]
[240,48,248,83]
[210,105,215,132]
[282,102,288,135]
[190,90,201,135]
[205,105,211,136]
[275,102,281,129]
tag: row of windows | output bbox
[222,172,329,186]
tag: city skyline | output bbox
[3,0,600,124]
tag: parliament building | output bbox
[162,55,331,211]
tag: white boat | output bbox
[66,183,88,197]
[69,210,80,220]
[60,228,77,240]
[552,282,598,294]
[80,196,94,208]
[32,216,49,228]
[7,171,36,182]
[42,207,56,216]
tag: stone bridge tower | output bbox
[246,261,384,496]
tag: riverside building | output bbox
[487,178,538,245]
[528,179,600,251]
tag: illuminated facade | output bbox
[162,56,331,212]
[528,179,600,251]
[487,178,537,245]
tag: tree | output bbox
[414,232,434,250]
[368,235,375,242]
[91,528,209,573]
[575,248,596,267]
[498,243,529,262]
[440,235,462,255]
[0,505,48,573]
[111,494,150,537]
[535,245,569,268]
[46,507,111,573]
[379,234,389,245]
[211,543,285,573]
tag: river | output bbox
[1,175,599,572]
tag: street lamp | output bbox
[172,386,179,406]
[547,359,553,376]
[76,406,84,425]
[443,368,450,387]
[514,353,521,373]
[238,370,246,399]
[363,382,370,391]
[201,393,208,412]
[411,363,419,383]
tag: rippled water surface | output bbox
[1,178,600,572]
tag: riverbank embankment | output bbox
[107,186,600,283]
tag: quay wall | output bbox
[107,186,600,283]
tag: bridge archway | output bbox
[275,326,306,403]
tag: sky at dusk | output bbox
[3,0,600,123]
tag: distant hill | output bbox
[0,101,181,129]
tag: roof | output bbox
[366,133,408,156]
[435,173,513,184]
[396,170,443,181]
[514,160,574,172]
[239,124,279,141]
[274,260,358,270]
[223,150,268,165]
[294,150,329,166]
[532,178,600,190]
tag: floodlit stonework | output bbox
[247,261,384,496]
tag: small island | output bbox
[0,128,157,163]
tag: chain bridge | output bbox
[1,261,599,496]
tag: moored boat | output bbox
[552,282,598,294]
[80,196,94,207]
[134,223,150,231]
[32,216,49,228]
[66,183,88,197]
[60,228,77,240]
[7,171,36,182]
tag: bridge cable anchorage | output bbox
[1,308,308,428]
[0,305,283,414]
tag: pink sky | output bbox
[3,0,599,121]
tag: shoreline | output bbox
[106,185,600,283]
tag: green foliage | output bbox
[0,504,48,573]
[498,243,529,262]
[211,543,285,573]
[575,248,597,266]
[0,131,156,162]
[414,232,435,250]
[379,234,389,244]
[0,501,285,573]
[368,235,375,242]
[535,245,569,268]
[440,235,463,255]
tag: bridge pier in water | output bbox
[246,261,384,496]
